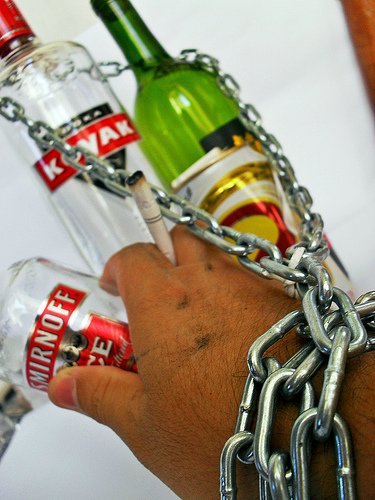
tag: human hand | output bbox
[48,226,374,499]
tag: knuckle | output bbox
[167,281,191,310]
[110,242,151,263]
[104,242,156,282]
[79,375,114,426]
[103,249,124,277]
[171,224,185,236]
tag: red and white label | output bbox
[25,284,136,392]
[80,314,135,371]
[34,113,140,191]
[25,284,87,391]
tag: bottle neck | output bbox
[91,0,171,83]
[0,0,39,60]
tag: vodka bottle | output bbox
[0,257,136,393]
[0,0,150,275]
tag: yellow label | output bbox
[220,204,281,260]
[199,161,274,213]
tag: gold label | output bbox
[200,161,273,213]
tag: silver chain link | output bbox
[0,49,374,499]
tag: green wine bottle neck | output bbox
[91,0,171,84]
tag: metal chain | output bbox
[177,50,373,500]
[0,50,374,499]
[98,52,325,256]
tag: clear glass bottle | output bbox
[0,257,135,393]
[0,0,151,275]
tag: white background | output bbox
[0,0,374,498]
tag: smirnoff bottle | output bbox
[0,0,150,275]
[0,257,136,393]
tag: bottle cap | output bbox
[0,0,34,49]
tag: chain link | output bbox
[0,49,373,499]
[97,60,131,78]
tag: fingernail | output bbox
[49,371,80,411]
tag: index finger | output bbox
[101,242,174,305]
[100,242,187,356]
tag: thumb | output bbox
[48,366,144,433]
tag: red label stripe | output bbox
[34,113,140,191]
[25,284,87,391]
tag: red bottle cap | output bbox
[0,0,34,49]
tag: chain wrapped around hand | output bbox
[0,49,373,499]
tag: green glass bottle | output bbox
[90,0,244,188]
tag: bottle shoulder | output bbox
[0,40,90,73]
[136,62,238,114]
[137,61,224,93]
[0,41,96,99]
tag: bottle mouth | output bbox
[7,258,30,276]
[0,258,39,305]
[0,260,23,300]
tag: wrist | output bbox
[231,320,374,499]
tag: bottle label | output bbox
[200,118,248,153]
[34,103,140,192]
[0,0,33,47]
[176,145,295,260]
[25,283,136,392]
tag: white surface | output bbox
[0,1,374,499]
[16,0,97,41]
